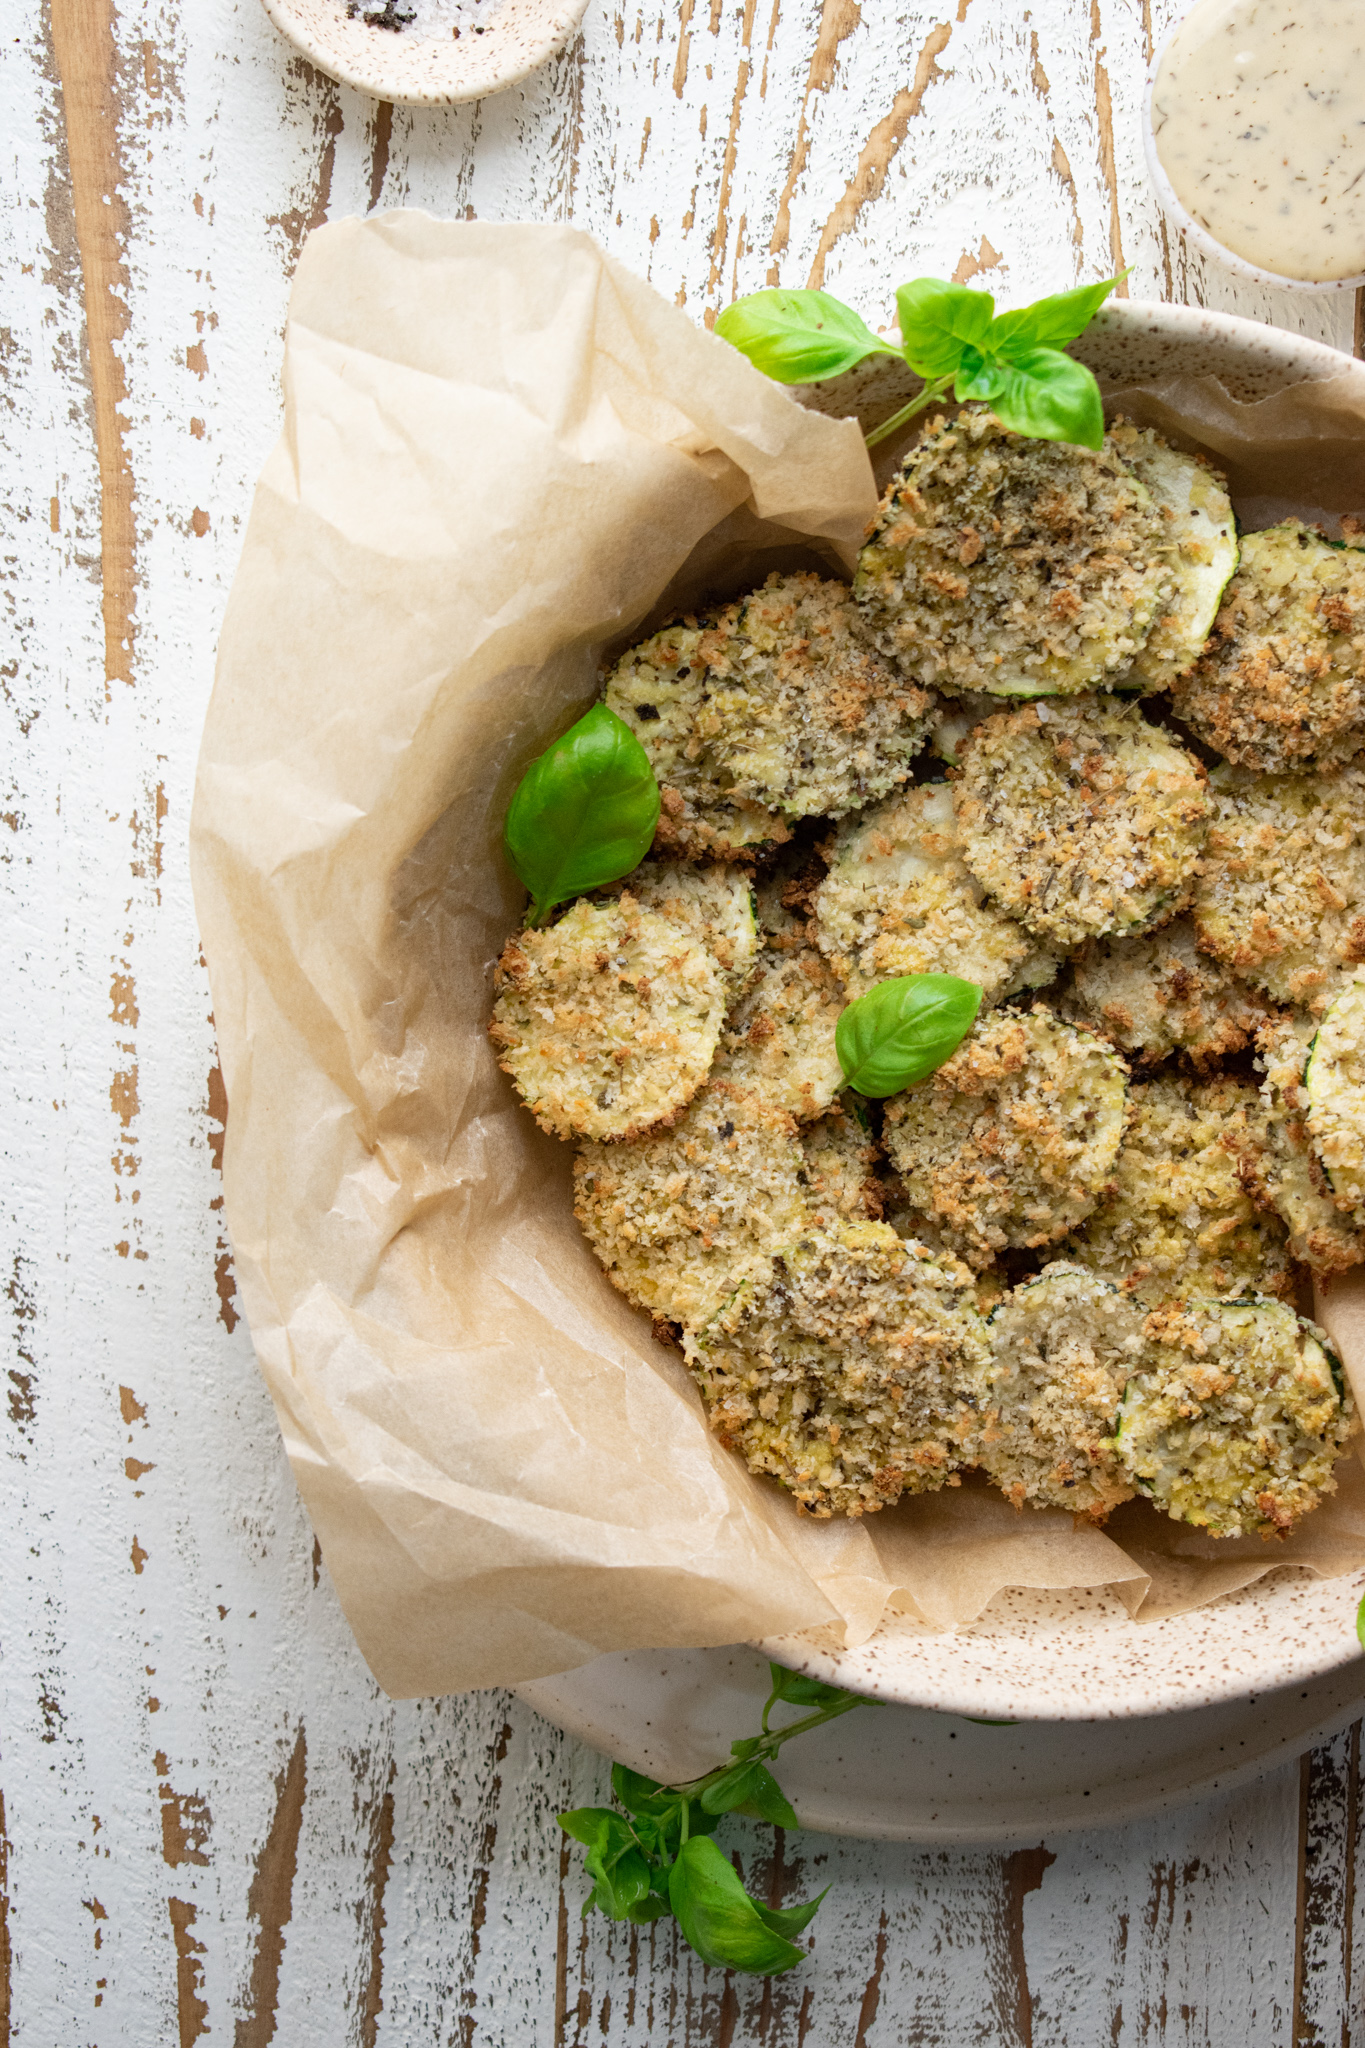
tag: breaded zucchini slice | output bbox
[685,1221,989,1517]
[573,1083,808,1330]
[973,1264,1143,1519]
[853,407,1170,698]
[799,1108,882,1228]
[1065,1076,1290,1307]
[711,936,845,1121]
[604,572,934,858]
[813,783,1058,1005]
[881,1006,1129,1267]
[599,860,757,1001]
[1304,974,1365,1220]
[929,689,1002,766]
[1116,428,1238,689]
[490,897,726,1142]
[1061,917,1268,1067]
[1192,763,1365,1012]
[956,698,1209,950]
[1170,522,1365,773]
[1232,1016,1365,1276]
[1114,1297,1357,1537]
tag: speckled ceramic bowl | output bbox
[780,299,1365,1718]
[258,0,588,105]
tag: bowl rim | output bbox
[257,0,590,106]
[1141,3,1365,295]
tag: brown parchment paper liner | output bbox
[191,215,1365,1698]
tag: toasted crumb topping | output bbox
[1233,1015,1365,1276]
[854,407,1169,696]
[956,697,1209,949]
[1061,917,1268,1066]
[973,1264,1142,1518]
[1115,1297,1356,1537]
[597,860,757,1000]
[686,1221,989,1517]
[1117,427,1238,690]
[490,896,726,1141]
[1191,763,1365,1012]
[799,1108,883,1228]
[711,934,845,1121]
[881,1006,1129,1266]
[1305,973,1365,1219]
[1170,522,1365,772]
[1065,1075,1290,1306]
[604,572,934,857]
[813,783,1056,1004]
[573,1083,808,1330]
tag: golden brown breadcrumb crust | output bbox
[1061,917,1268,1067]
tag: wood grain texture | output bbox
[1,0,1361,2038]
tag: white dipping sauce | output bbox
[1151,0,1365,282]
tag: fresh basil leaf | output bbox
[987,273,1124,355]
[714,289,898,384]
[767,1664,857,1710]
[667,1837,809,1975]
[611,1763,672,1816]
[982,346,1105,449]
[736,1765,799,1831]
[750,1887,829,1939]
[895,280,996,380]
[835,973,981,1098]
[728,1735,764,1760]
[625,1893,673,1923]
[952,344,1009,404]
[559,1808,655,1921]
[699,1761,763,1816]
[503,701,659,925]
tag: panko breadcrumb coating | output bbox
[573,1083,808,1331]
[813,783,1058,1005]
[490,897,726,1142]
[711,937,845,1120]
[1114,1297,1356,1537]
[1061,917,1268,1066]
[973,1265,1142,1518]
[1191,763,1365,1012]
[685,1221,988,1516]
[799,1109,882,1228]
[929,690,1001,765]
[1170,523,1365,773]
[1118,428,1238,690]
[881,1006,1129,1267]
[1065,1076,1290,1306]
[1232,1016,1365,1275]
[1305,974,1365,1219]
[599,861,757,1000]
[854,407,1169,697]
[956,697,1209,949]
[604,573,934,858]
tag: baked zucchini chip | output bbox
[1170,522,1365,773]
[956,697,1209,949]
[1061,917,1268,1067]
[1065,1076,1290,1307]
[573,1083,808,1331]
[1232,1016,1365,1276]
[711,935,845,1121]
[854,407,1169,697]
[1117,428,1238,690]
[799,1108,883,1228]
[881,1006,1129,1267]
[604,572,934,857]
[1192,763,1365,1012]
[685,1221,988,1517]
[1114,1297,1357,1538]
[491,897,726,1142]
[813,783,1058,1005]
[973,1264,1142,1519]
[1304,974,1365,1220]
[929,689,1001,766]
[598,860,757,1001]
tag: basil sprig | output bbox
[715,272,1124,451]
[503,701,660,927]
[836,973,981,1098]
[558,1663,869,1975]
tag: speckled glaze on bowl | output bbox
[778,298,1365,1719]
[258,0,588,105]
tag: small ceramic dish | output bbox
[258,0,589,105]
[1141,6,1365,294]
